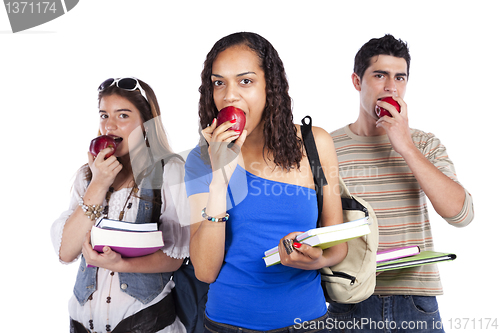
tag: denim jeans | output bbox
[327,295,445,332]
[204,313,329,333]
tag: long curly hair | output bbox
[198,32,303,171]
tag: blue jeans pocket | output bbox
[410,296,439,315]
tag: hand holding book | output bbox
[83,230,124,270]
[278,232,325,270]
[264,217,370,267]
[91,219,164,257]
[85,219,165,268]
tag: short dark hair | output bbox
[354,34,410,80]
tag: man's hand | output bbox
[376,96,466,218]
[375,96,415,156]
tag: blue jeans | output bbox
[327,295,445,332]
[204,313,329,333]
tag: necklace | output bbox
[88,271,115,332]
[105,183,138,221]
[87,183,138,332]
[105,272,115,332]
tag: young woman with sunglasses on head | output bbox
[51,78,190,333]
[185,32,348,332]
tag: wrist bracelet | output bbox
[201,207,229,222]
[79,198,105,221]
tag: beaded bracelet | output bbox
[201,207,229,222]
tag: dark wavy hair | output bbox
[354,34,411,80]
[198,32,303,170]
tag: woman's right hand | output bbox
[202,118,247,184]
[59,149,120,263]
[87,148,122,190]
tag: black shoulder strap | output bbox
[300,116,327,228]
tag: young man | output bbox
[328,35,474,332]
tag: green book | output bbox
[263,217,370,267]
[376,250,456,272]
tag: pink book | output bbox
[90,226,164,259]
[92,244,163,258]
[376,246,420,263]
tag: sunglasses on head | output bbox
[98,77,149,102]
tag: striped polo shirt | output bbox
[331,125,473,295]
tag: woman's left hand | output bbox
[82,231,122,270]
[278,232,325,270]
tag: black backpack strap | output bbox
[300,116,328,228]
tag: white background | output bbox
[1,1,498,332]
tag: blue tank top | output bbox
[185,147,326,330]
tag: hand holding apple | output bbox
[89,135,122,159]
[216,106,246,135]
[200,106,247,185]
[375,96,414,156]
[86,135,124,191]
[376,97,401,118]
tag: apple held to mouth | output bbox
[376,97,401,118]
[216,106,246,135]
[89,135,122,159]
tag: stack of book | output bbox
[90,218,164,258]
[376,246,456,272]
[263,217,371,267]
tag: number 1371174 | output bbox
[5,2,57,14]
[448,318,498,330]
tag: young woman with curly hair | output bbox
[185,32,347,332]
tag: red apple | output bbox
[89,135,121,159]
[376,97,401,118]
[216,106,246,135]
